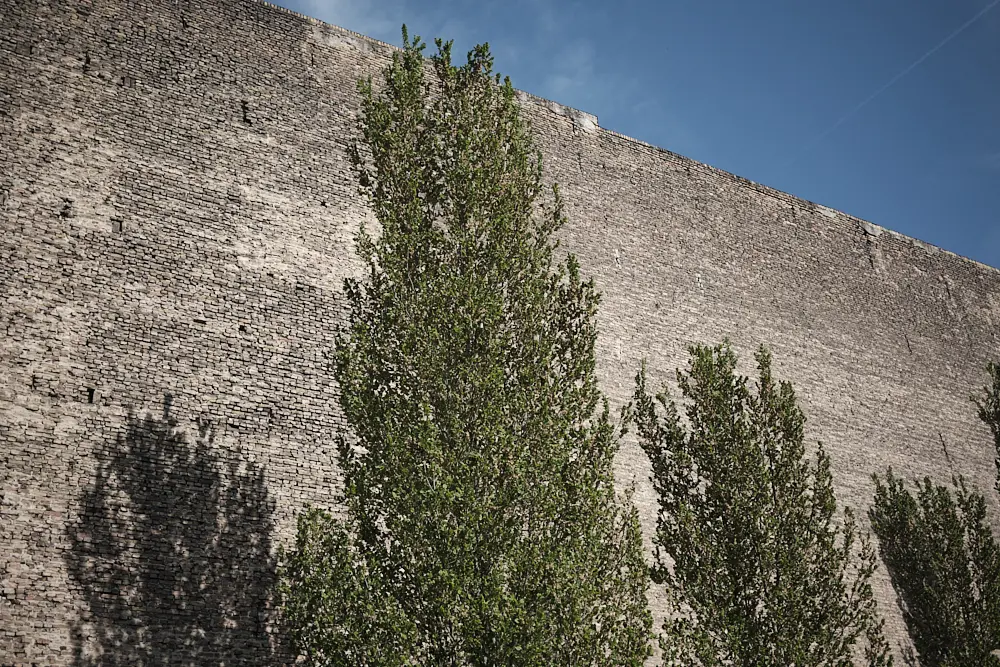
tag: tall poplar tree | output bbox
[869,363,1000,666]
[631,343,892,666]
[279,30,651,666]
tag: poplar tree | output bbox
[631,343,892,666]
[278,29,651,666]
[869,363,1000,666]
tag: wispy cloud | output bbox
[295,0,476,58]
[288,0,638,133]
[492,0,638,122]
[297,0,411,45]
[545,40,596,100]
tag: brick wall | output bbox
[1,0,998,663]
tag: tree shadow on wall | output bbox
[66,404,280,665]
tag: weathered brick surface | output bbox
[1,0,998,663]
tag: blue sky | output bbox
[276,0,1000,269]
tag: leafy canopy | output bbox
[279,28,651,666]
[631,343,892,666]
[870,363,1000,667]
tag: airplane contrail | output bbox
[786,0,1000,167]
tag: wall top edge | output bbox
[255,1,599,127]
[596,124,1000,276]
[252,0,996,276]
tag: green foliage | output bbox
[870,363,1000,666]
[870,473,1000,667]
[974,361,1000,495]
[631,343,892,666]
[279,28,651,666]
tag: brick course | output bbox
[2,0,999,663]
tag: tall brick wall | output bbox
[1,0,998,663]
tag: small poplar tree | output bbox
[869,363,1000,667]
[278,29,652,666]
[870,473,1000,666]
[631,343,892,666]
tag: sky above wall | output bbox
[274,0,1000,270]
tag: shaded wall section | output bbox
[1,0,998,662]
[66,407,279,665]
